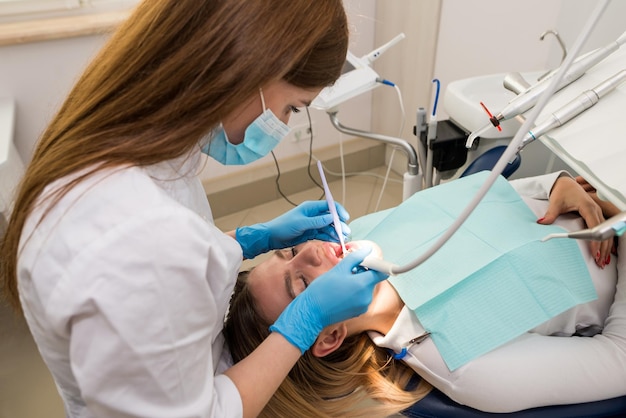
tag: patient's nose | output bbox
[294,245,322,267]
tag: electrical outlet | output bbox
[290,123,314,142]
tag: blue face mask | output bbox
[202,89,291,165]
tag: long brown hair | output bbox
[224,271,432,418]
[1,0,348,312]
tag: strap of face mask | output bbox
[259,88,267,112]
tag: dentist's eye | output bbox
[291,247,298,258]
[289,106,301,114]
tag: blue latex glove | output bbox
[236,200,350,259]
[269,246,388,353]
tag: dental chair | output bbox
[459,145,521,179]
[401,383,626,418]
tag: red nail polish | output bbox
[606,255,611,264]
[596,251,601,262]
[536,217,545,224]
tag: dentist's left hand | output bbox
[236,200,350,259]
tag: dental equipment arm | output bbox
[327,112,421,201]
[542,211,626,242]
[515,69,626,154]
[467,30,626,148]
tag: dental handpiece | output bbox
[492,31,626,127]
[542,211,626,242]
[516,69,626,154]
[467,30,626,147]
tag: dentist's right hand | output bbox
[269,246,388,353]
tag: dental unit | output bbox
[514,69,626,156]
[360,0,611,275]
[312,33,423,201]
[466,30,626,149]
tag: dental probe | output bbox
[316,160,347,255]
[516,69,626,154]
[467,30,626,147]
[542,211,626,242]
[316,161,400,272]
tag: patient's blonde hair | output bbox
[224,271,432,418]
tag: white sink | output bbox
[443,72,542,139]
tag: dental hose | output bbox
[362,0,611,276]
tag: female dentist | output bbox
[0,1,387,417]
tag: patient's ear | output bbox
[311,323,348,358]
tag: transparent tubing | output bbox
[385,0,611,276]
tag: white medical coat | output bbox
[17,148,243,417]
[370,172,626,412]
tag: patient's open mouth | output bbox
[326,242,347,260]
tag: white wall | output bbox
[434,0,626,117]
[0,34,108,164]
[0,0,377,183]
[3,0,625,182]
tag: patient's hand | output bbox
[575,176,621,218]
[538,175,612,268]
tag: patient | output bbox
[223,172,626,417]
